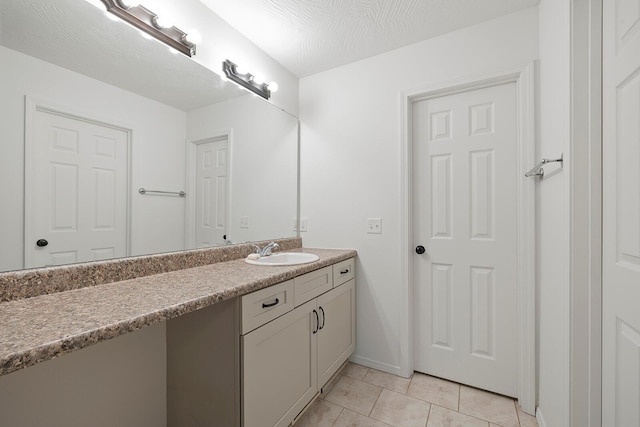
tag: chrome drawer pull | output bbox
[262,298,279,308]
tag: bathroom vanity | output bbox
[0,239,355,426]
[168,258,355,426]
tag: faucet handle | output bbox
[261,242,279,256]
[251,244,262,254]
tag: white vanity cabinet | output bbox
[317,279,356,387]
[242,299,318,427]
[166,257,355,427]
[241,260,356,427]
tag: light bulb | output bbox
[235,65,248,75]
[154,15,173,29]
[185,30,202,45]
[267,82,279,93]
[252,74,265,85]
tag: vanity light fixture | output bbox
[99,0,196,57]
[223,60,277,100]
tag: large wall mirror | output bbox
[0,0,299,273]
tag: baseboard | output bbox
[349,354,408,378]
[536,408,547,427]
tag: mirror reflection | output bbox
[0,0,299,273]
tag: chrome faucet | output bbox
[251,242,280,257]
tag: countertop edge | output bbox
[0,248,356,376]
[0,237,304,302]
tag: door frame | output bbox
[24,96,133,268]
[184,130,233,248]
[568,0,602,426]
[400,63,536,413]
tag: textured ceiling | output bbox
[199,0,540,77]
[1,0,541,107]
[0,0,245,111]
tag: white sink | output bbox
[245,252,320,266]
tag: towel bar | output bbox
[138,188,186,197]
[525,154,563,179]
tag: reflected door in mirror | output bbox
[25,106,129,268]
[195,137,229,247]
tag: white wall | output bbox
[300,8,539,375]
[536,0,571,426]
[0,46,188,272]
[187,95,298,245]
[0,323,166,427]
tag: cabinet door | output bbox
[242,299,318,427]
[317,279,356,387]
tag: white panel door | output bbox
[413,83,518,397]
[195,138,228,247]
[26,108,128,268]
[603,0,640,425]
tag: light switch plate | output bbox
[293,218,308,232]
[367,218,382,234]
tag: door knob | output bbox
[36,239,48,247]
[415,245,425,255]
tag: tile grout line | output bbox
[407,370,415,397]
[366,383,385,417]
[328,406,344,427]
[514,399,521,427]
[432,403,494,427]
[424,400,432,427]
[327,364,529,427]
[354,367,394,426]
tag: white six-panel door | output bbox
[603,0,640,425]
[26,106,129,269]
[195,138,229,247]
[412,83,518,397]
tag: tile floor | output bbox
[295,363,538,427]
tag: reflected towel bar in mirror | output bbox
[138,188,186,197]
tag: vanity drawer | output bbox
[241,280,294,334]
[293,266,333,306]
[333,258,355,287]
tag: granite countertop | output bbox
[0,248,356,377]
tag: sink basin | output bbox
[245,252,320,266]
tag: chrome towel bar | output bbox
[525,154,563,179]
[138,188,186,197]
